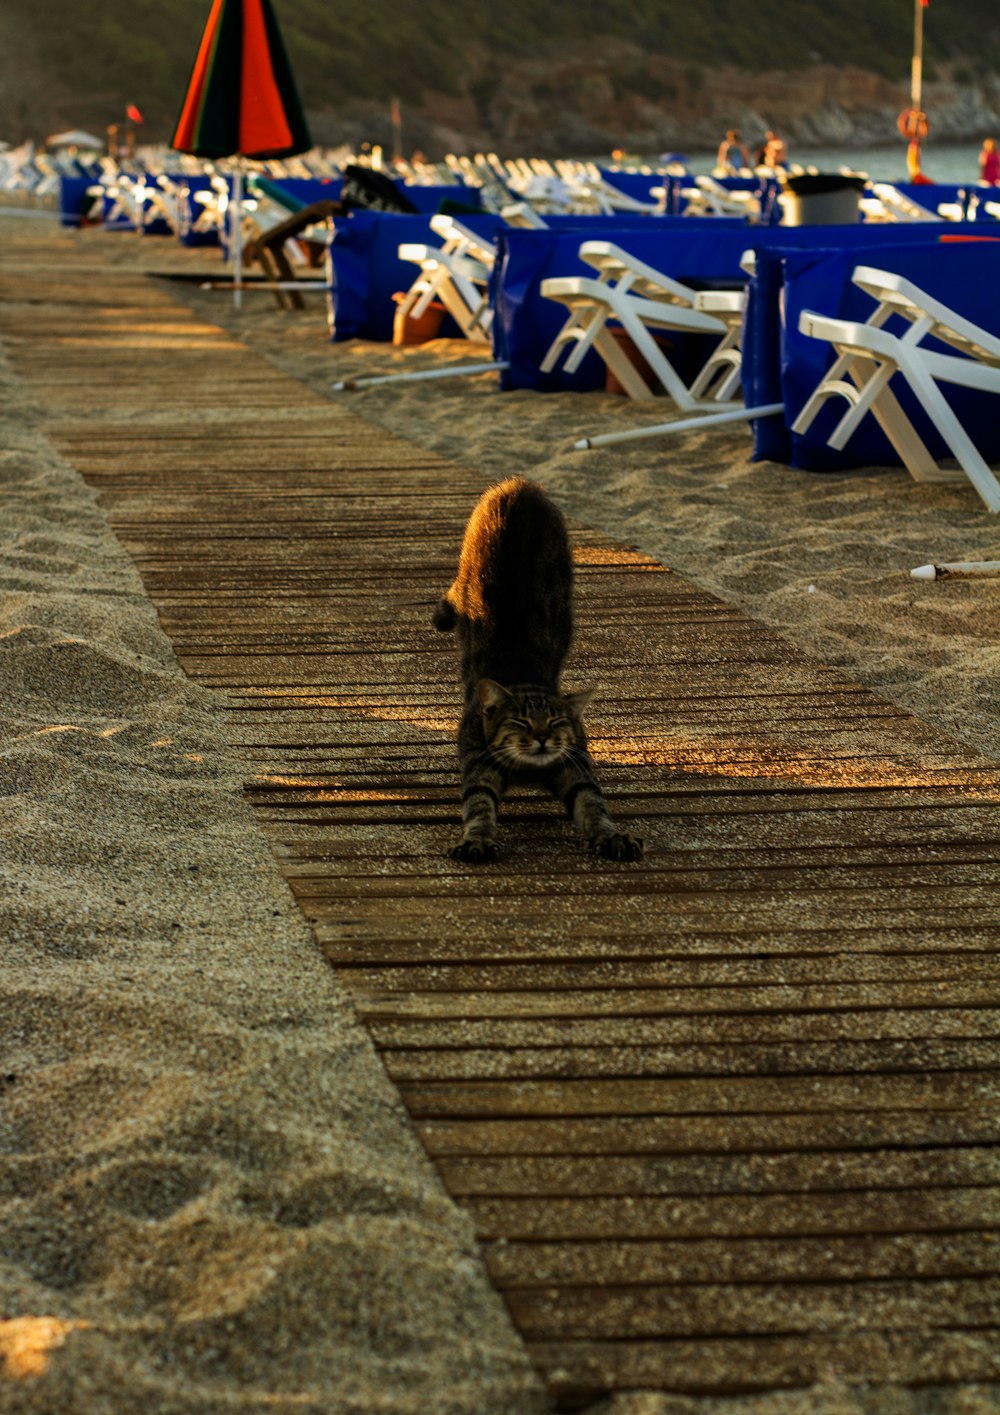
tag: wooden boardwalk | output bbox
[3,232,999,1409]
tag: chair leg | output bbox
[790,349,861,434]
[826,358,895,449]
[410,267,448,319]
[435,282,475,336]
[901,360,1000,511]
[620,315,698,409]
[257,244,297,310]
[714,357,745,402]
[794,353,948,484]
[540,310,586,373]
[854,378,949,484]
[561,306,615,372]
[540,304,611,373]
[689,329,742,401]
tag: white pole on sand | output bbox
[911,559,1000,580]
[231,157,243,311]
[573,403,785,451]
[333,361,509,391]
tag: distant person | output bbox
[980,137,1000,185]
[716,129,750,175]
[756,130,787,168]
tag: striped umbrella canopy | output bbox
[171,0,311,159]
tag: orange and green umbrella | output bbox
[171,0,311,159]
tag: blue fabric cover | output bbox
[398,183,483,214]
[776,239,1000,470]
[494,220,751,391]
[326,210,503,342]
[58,176,95,226]
[595,175,1000,222]
[261,176,477,214]
[596,169,664,203]
[596,169,781,216]
[174,175,223,247]
[891,181,980,217]
[493,220,927,391]
[251,175,343,210]
[741,226,961,463]
[743,233,1000,467]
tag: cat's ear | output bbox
[564,688,595,716]
[477,679,511,712]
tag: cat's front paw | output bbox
[450,838,499,864]
[595,832,644,862]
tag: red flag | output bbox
[126,104,144,123]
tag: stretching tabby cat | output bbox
[434,476,643,863]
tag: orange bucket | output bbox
[392,292,447,345]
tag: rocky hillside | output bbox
[2,0,998,156]
[379,47,1000,160]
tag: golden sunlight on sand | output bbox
[0,1317,89,1379]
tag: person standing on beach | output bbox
[754,129,788,169]
[980,138,1000,185]
[716,129,751,174]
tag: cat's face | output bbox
[477,679,591,768]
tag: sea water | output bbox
[664,142,987,186]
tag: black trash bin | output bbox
[779,172,867,225]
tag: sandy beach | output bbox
[2,213,999,1414]
[0,217,547,1414]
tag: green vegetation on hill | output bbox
[4,0,999,143]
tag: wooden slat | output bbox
[529,1331,1000,1401]
[465,1187,1000,1239]
[439,1145,1000,1196]
[418,1111,1000,1157]
[382,1039,999,1082]
[508,1276,1000,1338]
[483,1230,1000,1286]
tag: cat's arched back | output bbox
[434,477,642,864]
[434,476,573,695]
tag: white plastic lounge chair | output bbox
[540,240,740,409]
[687,289,747,401]
[499,201,549,229]
[681,175,760,219]
[443,152,521,214]
[186,173,232,241]
[791,264,1000,512]
[860,183,944,223]
[567,173,661,216]
[507,171,580,214]
[397,213,496,343]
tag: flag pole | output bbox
[906,0,927,179]
[390,96,402,162]
[911,0,924,114]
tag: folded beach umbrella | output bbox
[171,0,312,302]
[172,0,310,159]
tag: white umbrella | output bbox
[46,129,104,151]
